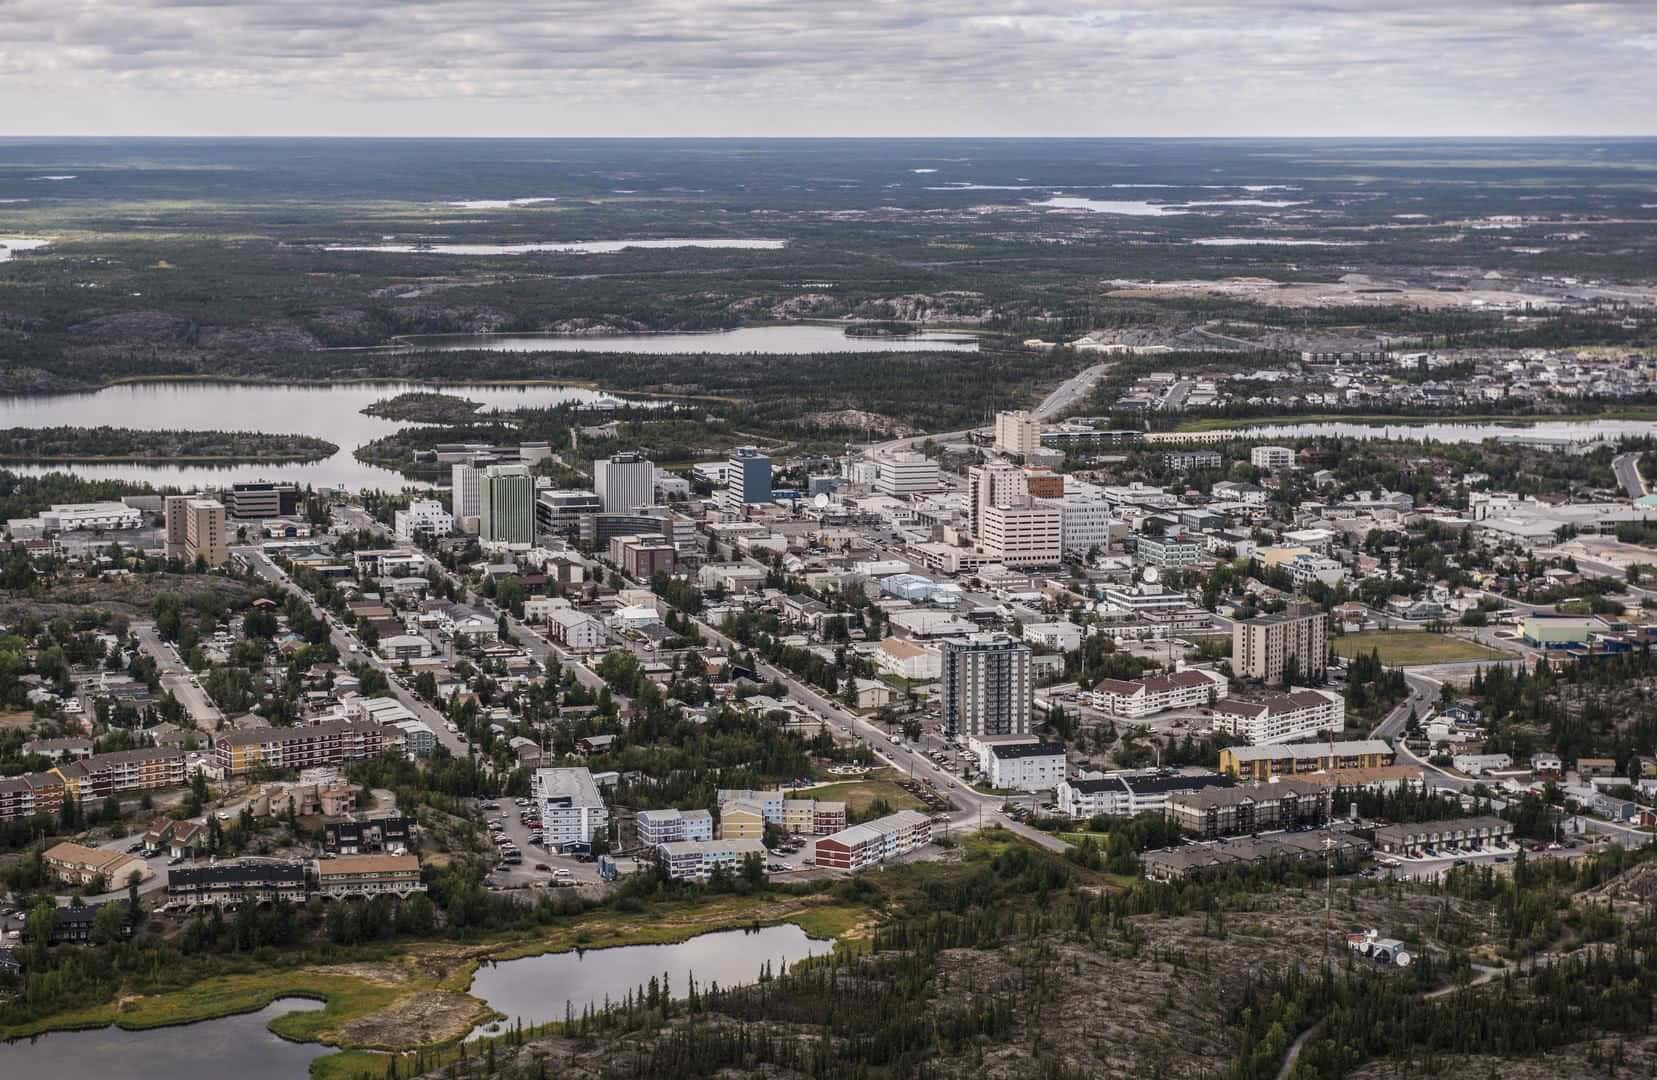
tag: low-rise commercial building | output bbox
[813,810,933,872]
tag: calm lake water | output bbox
[0,381,631,490]
[404,325,981,355]
[324,238,786,255]
[0,235,51,261]
[2,998,330,1080]
[1245,418,1657,444]
[466,923,824,1035]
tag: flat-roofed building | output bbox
[978,499,1062,567]
[184,498,229,567]
[1144,832,1370,882]
[941,634,1032,740]
[534,767,609,847]
[1233,607,1328,687]
[313,854,426,899]
[985,741,1067,792]
[40,501,144,532]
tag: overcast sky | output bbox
[4,0,1655,137]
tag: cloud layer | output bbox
[3,0,1655,135]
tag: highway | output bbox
[132,622,224,732]
[1614,452,1648,499]
[863,359,1112,459]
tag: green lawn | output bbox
[1333,631,1509,666]
[799,774,926,817]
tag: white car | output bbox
[551,868,573,879]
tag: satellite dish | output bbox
[814,493,830,509]
[1141,566,1161,585]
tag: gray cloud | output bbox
[0,0,1653,134]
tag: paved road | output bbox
[132,622,224,731]
[1614,452,1648,499]
[686,608,1068,853]
[1031,360,1111,420]
[863,359,1112,459]
[235,546,470,757]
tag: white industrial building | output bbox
[40,502,144,532]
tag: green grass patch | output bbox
[1333,630,1509,666]
[798,777,926,817]
[1057,831,1111,846]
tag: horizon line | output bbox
[2,133,1657,141]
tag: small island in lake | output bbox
[362,392,485,423]
[0,426,339,463]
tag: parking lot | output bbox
[480,798,606,890]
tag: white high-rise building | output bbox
[593,452,656,513]
[875,453,941,496]
[451,461,483,522]
[977,500,1062,567]
[966,461,1027,543]
[479,464,535,545]
[994,411,1042,456]
[1034,495,1114,556]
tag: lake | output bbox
[466,922,825,1035]
[1,997,331,1080]
[0,381,631,490]
[1243,418,1657,445]
[0,236,51,261]
[323,238,786,255]
[403,325,981,355]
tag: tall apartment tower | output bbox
[184,498,228,567]
[966,461,1028,544]
[162,494,194,561]
[723,447,771,514]
[451,461,483,523]
[593,452,656,513]
[1233,605,1329,686]
[479,464,535,545]
[993,410,1042,456]
[940,634,1032,739]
